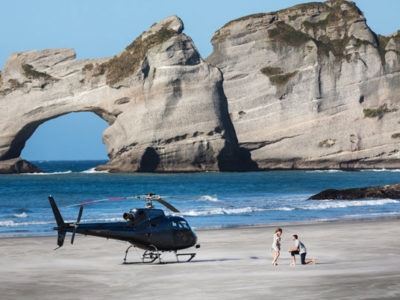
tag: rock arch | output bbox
[0,16,248,173]
[20,111,108,161]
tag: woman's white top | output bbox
[272,233,281,250]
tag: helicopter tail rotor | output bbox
[71,205,83,245]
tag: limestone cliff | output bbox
[208,0,400,169]
[0,16,249,172]
[1,0,400,173]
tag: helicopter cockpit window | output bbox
[180,221,190,229]
[172,220,190,229]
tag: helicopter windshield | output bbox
[172,220,190,230]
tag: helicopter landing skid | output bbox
[142,248,162,263]
[123,245,196,264]
[123,245,162,264]
[175,252,196,262]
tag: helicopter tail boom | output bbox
[49,196,68,248]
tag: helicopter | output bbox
[48,193,201,264]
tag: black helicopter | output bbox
[49,194,200,264]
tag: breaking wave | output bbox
[22,171,72,175]
[342,212,400,218]
[180,206,294,217]
[304,199,399,210]
[12,212,28,218]
[306,170,343,173]
[0,220,53,227]
[361,169,400,172]
[81,167,109,174]
[198,195,219,202]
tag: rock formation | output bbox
[309,184,400,200]
[208,0,400,169]
[1,0,400,173]
[0,158,43,174]
[0,16,250,172]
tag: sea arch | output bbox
[21,112,109,161]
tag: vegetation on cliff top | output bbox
[212,0,377,64]
[100,27,178,86]
[82,63,94,72]
[22,64,55,81]
[268,22,310,47]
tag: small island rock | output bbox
[309,184,400,200]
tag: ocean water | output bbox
[0,160,399,237]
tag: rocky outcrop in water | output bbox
[0,158,43,174]
[1,0,400,173]
[208,0,400,170]
[309,184,400,200]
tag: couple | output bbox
[272,228,316,266]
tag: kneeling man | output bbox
[288,234,316,265]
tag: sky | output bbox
[1,0,400,160]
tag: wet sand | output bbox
[1,217,399,299]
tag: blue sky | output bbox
[1,0,400,160]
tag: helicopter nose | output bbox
[175,229,197,247]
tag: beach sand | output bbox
[1,217,399,299]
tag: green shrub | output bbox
[260,66,282,76]
[391,133,400,139]
[302,13,338,30]
[363,104,391,118]
[318,139,336,148]
[211,29,231,42]
[83,63,94,71]
[8,79,23,89]
[268,71,298,86]
[238,110,246,116]
[101,27,178,86]
[220,13,267,30]
[22,64,52,80]
[268,22,310,47]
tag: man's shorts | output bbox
[290,250,307,264]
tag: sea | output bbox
[0,160,399,237]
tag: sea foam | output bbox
[304,199,399,210]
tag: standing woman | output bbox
[271,228,282,266]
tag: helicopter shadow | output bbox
[190,258,241,263]
[121,258,241,265]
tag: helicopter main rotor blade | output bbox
[155,198,180,213]
[163,196,234,208]
[71,206,83,245]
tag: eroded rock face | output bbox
[309,184,400,200]
[0,16,246,172]
[2,0,400,173]
[208,0,400,169]
[0,158,43,174]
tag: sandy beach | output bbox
[1,217,399,300]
